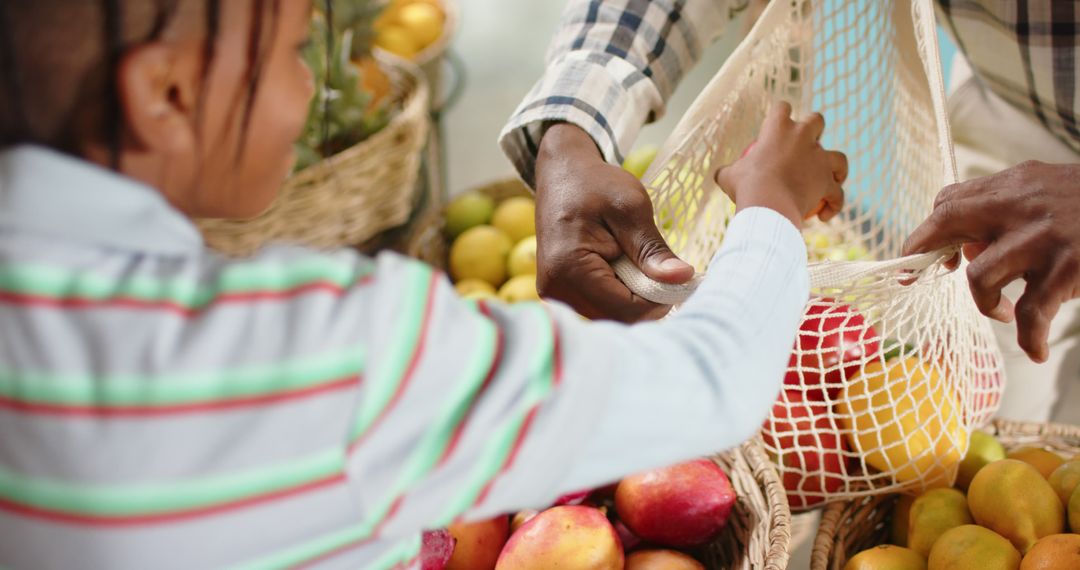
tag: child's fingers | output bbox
[765,101,794,129]
[826,150,849,184]
[798,112,826,142]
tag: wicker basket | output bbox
[811,420,1080,570]
[702,441,793,570]
[197,53,430,257]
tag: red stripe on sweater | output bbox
[0,376,359,418]
[347,271,440,454]
[0,276,374,317]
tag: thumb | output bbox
[614,220,695,285]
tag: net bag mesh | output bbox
[620,0,1005,509]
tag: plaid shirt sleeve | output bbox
[936,1,1080,154]
[499,0,748,186]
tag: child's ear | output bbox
[115,44,199,155]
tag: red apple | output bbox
[761,390,851,510]
[495,506,623,570]
[626,549,706,570]
[420,529,455,570]
[446,516,510,570]
[785,299,880,401]
[614,459,736,547]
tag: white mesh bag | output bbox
[615,0,1005,509]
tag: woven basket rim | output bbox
[811,419,1080,570]
[197,54,430,255]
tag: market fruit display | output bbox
[846,433,1080,570]
[442,191,540,304]
[419,459,739,569]
[614,459,737,547]
[374,0,447,59]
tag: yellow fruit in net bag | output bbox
[838,357,966,486]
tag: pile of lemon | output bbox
[444,191,539,304]
[374,0,446,60]
[846,431,1080,570]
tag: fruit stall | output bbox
[186,1,1080,569]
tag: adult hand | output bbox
[533,123,694,322]
[903,161,1080,362]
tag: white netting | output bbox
[621,0,1004,509]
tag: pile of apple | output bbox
[420,459,738,569]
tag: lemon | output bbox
[445,192,496,239]
[838,357,966,486]
[957,430,1006,490]
[622,145,659,179]
[454,279,497,298]
[498,275,540,303]
[449,226,512,288]
[397,3,444,48]
[491,197,536,244]
[508,236,538,277]
[375,25,421,58]
[844,545,926,570]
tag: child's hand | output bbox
[716,102,847,228]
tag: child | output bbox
[0,1,845,568]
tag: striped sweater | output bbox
[0,146,808,569]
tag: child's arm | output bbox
[345,206,804,540]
